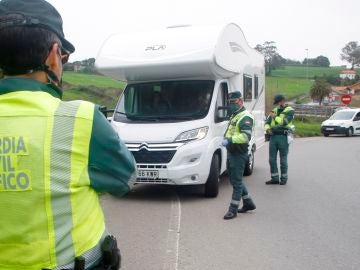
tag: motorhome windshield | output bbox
[329,111,355,120]
[114,80,215,122]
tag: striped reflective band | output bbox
[54,232,107,270]
[50,101,80,265]
[231,199,240,206]
[242,130,252,136]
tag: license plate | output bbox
[137,170,159,179]
[326,128,334,131]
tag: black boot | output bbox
[238,198,256,213]
[265,179,280,185]
[223,209,237,220]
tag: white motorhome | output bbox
[96,23,265,197]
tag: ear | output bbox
[45,43,61,70]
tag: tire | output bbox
[346,127,353,137]
[204,155,220,198]
[323,133,329,137]
[243,150,254,176]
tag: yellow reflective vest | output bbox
[265,106,295,132]
[0,90,105,269]
[225,109,254,144]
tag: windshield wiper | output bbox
[116,112,196,121]
[126,115,160,121]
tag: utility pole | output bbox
[305,48,309,80]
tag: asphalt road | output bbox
[101,136,360,270]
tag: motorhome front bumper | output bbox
[126,140,214,185]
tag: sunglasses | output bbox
[58,47,70,65]
[48,42,70,65]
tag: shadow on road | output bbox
[106,175,231,203]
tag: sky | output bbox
[48,0,359,67]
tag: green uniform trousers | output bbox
[269,134,289,182]
[228,152,249,210]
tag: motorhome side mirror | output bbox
[99,106,115,119]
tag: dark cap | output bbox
[229,91,242,99]
[273,94,285,105]
[0,0,75,53]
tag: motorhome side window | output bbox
[254,75,259,99]
[243,75,252,102]
[113,80,215,122]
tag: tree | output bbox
[309,79,331,105]
[314,55,330,67]
[340,41,360,69]
[302,55,330,67]
[284,59,301,65]
[254,41,281,75]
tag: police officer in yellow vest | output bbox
[265,94,295,185]
[222,91,256,220]
[0,1,135,269]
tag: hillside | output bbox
[266,66,360,111]
[62,72,125,109]
[270,65,358,79]
[62,66,359,110]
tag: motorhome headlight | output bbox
[175,127,209,142]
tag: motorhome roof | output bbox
[96,23,264,83]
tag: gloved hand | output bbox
[221,138,229,146]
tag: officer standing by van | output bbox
[265,94,295,185]
[222,91,256,220]
[0,1,135,269]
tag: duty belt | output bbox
[272,130,291,135]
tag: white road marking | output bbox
[257,141,266,150]
[162,192,181,270]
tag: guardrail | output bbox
[291,104,337,117]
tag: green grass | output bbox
[62,72,125,108]
[63,72,126,89]
[265,76,313,112]
[63,86,122,109]
[271,65,360,79]
[266,77,312,98]
[293,117,324,137]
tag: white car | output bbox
[321,108,360,137]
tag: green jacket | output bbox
[225,106,254,154]
[265,105,295,134]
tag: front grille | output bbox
[131,149,176,164]
[321,126,346,133]
[136,178,169,183]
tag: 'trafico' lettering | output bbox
[0,136,31,191]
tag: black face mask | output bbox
[228,103,240,115]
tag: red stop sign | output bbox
[341,94,352,105]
